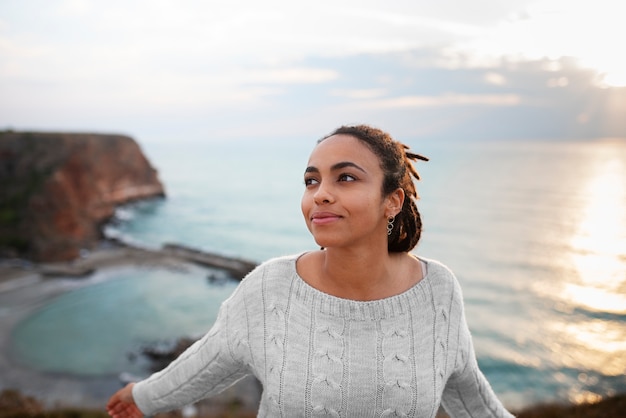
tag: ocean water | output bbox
[11,138,626,410]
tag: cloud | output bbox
[341,94,522,110]
[0,0,624,141]
[329,89,388,100]
[484,72,507,86]
[450,0,626,86]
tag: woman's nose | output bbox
[313,181,333,204]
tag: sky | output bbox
[1,0,625,143]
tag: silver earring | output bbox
[387,216,395,236]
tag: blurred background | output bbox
[1,0,625,414]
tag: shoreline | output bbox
[0,241,260,411]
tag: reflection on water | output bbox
[542,140,626,402]
[562,284,625,315]
[559,320,626,369]
[567,147,626,314]
[563,142,626,401]
[419,139,626,407]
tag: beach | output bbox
[0,242,260,412]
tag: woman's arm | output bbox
[132,301,249,415]
[440,287,515,418]
[441,347,515,417]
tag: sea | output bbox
[9,137,626,411]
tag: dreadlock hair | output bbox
[319,124,429,253]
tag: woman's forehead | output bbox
[308,134,377,164]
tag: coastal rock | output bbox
[0,131,165,261]
[162,243,257,279]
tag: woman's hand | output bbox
[106,383,143,418]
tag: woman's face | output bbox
[301,134,399,250]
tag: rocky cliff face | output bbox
[0,132,165,261]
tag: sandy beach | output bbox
[0,243,260,412]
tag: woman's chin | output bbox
[312,237,337,249]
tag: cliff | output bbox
[0,131,165,261]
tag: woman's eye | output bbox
[304,177,319,186]
[338,173,356,182]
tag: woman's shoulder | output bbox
[417,255,455,278]
[230,253,300,292]
[245,253,300,278]
[417,256,464,301]
[222,253,301,313]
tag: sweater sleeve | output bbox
[132,294,249,416]
[440,280,515,418]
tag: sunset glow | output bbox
[567,142,626,314]
[459,0,626,88]
[523,140,626,385]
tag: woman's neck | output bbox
[311,246,419,301]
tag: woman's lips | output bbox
[311,212,341,225]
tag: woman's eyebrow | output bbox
[332,161,366,173]
[305,161,366,174]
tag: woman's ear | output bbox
[386,188,405,217]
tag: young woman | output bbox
[107,125,514,417]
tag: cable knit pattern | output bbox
[133,254,515,418]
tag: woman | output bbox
[107,125,514,417]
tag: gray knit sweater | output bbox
[133,254,514,417]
